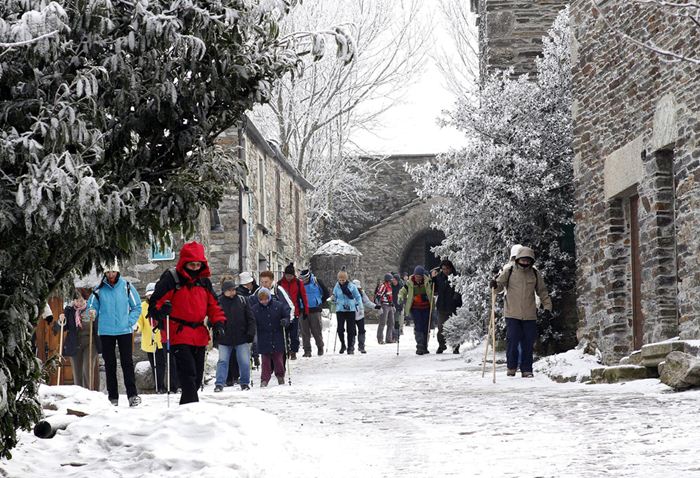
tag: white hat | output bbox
[104,260,120,273]
[352,279,361,288]
[510,245,523,259]
[239,271,254,285]
[145,282,156,297]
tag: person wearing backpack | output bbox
[87,262,142,407]
[398,266,435,355]
[432,260,463,354]
[299,268,329,357]
[278,264,309,360]
[215,280,256,391]
[490,246,553,378]
[375,273,395,344]
[331,271,363,355]
[149,241,226,404]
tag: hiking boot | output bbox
[359,348,367,354]
[347,349,354,355]
[290,352,297,360]
[253,356,260,367]
[240,384,250,391]
[416,349,425,355]
[277,376,285,385]
[522,372,534,378]
[507,369,517,377]
[260,381,268,388]
[453,346,460,354]
[318,347,324,356]
[128,395,141,407]
[303,351,312,358]
[378,340,385,345]
[109,398,118,407]
[214,385,224,392]
[436,345,446,354]
[339,344,346,354]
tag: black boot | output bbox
[339,342,346,354]
[453,345,460,354]
[347,336,355,355]
[358,333,366,354]
[436,345,446,354]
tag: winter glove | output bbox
[374,305,381,310]
[160,301,172,317]
[212,322,226,341]
[542,309,553,321]
[281,317,290,328]
[489,279,498,289]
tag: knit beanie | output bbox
[284,263,296,275]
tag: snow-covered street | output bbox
[4,324,700,478]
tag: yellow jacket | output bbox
[136,301,162,352]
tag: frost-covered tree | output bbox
[0,0,350,458]
[411,8,574,349]
[251,0,428,245]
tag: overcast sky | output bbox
[350,7,471,156]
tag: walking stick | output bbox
[481,290,493,378]
[150,318,159,393]
[249,343,254,387]
[88,313,94,390]
[56,315,66,386]
[165,302,172,408]
[426,281,435,351]
[283,326,292,386]
[396,323,400,356]
[491,288,497,384]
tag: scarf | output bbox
[339,282,354,299]
[74,303,87,328]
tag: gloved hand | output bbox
[281,317,290,328]
[542,309,553,321]
[246,334,255,344]
[213,322,226,341]
[160,301,172,317]
[374,304,381,310]
[489,279,498,289]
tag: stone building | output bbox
[472,0,569,77]
[346,155,444,290]
[571,1,700,364]
[119,117,312,294]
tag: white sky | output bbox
[350,7,471,156]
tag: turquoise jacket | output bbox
[87,275,141,336]
[332,282,362,313]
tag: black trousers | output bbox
[147,348,180,393]
[172,344,205,404]
[100,334,137,400]
[336,311,356,351]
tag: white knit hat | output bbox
[104,260,120,273]
[352,279,362,288]
[239,271,254,285]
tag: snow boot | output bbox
[318,347,324,356]
[436,345,446,354]
[109,398,118,407]
[277,376,285,385]
[128,395,141,407]
[522,372,534,378]
[358,333,366,354]
[240,384,250,391]
[348,349,355,355]
[453,345,460,354]
[290,352,297,360]
[303,351,312,358]
[507,369,517,377]
[260,380,268,387]
[339,343,346,354]
[214,385,224,392]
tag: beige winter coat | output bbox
[495,247,552,321]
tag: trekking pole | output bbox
[88,313,94,390]
[165,301,172,408]
[426,282,435,351]
[491,288,497,384]
[150,318,158,393]
[396,325,400,356]
[481,294,492,378]
[283,326,292,386]
[249,343,254,387]
[202,326,211,392]
[56,314,66,386]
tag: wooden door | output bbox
[39,297,74,385]
[630,195,644,350]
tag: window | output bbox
[275,169,281,235]
[150,242,175,261]
[258,155,266,225]
[294,188,301,254]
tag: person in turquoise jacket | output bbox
[87,262,142,407]
[331,270,362,354]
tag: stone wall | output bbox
[477,0,569,77]
[571,0,700,363]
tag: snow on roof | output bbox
[313,240,362,257]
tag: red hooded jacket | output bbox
[150,242,225,346]
[278,276,309,318]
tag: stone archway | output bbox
[399,228,446,276]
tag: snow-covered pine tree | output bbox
[410,7,574,350]
[0,0,351,458]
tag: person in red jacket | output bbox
[149,241,226,404]
[277,263,309,360]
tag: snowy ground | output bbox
[4,324,700,478]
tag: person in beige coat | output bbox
[490,247,552,378]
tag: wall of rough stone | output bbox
[571,0,700,363]
[477,0,569,77]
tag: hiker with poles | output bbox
[237,272,260,370]
[352,279,380,354]
[432,260,463,354]
[398,266,435,355]
[87,262,141,406]
[53,289,100,389]
[375,273,396,345]
[299,268,329,357]
[490,246,553,378]
[278,263,309,361]
[390,273,404,336]
[330,270,362,355]
[136,283,178,394]
[250,288,289,387]
[149,241,226,404]
[214,280,256,391]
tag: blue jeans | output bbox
[216,344,251,386]
[411,308,431,350]
[506,318,537,373]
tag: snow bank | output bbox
[4,385,304,478]
[313,239,362,257]
[534,347,602,383]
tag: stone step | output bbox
[640,340,700,367]
[590,365,655,384]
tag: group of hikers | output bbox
[47,240,553,407]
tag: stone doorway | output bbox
[399,229,446,276]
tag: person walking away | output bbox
[235,271,259,372]
[54,289,101,390]
[352,280,381,354]
[87,262,141,406]
[433,260,463,354]
[137,283,178,394]
[299,268,329,357]
[375,274,396,344]
[215,280,256,391]
[331,271,362,354]
[252,271,293,375]
[149,241,226,404]
[250,288,288,386]
[278,264,309,360]
[398,266,434,355]
[490,246,552,378]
